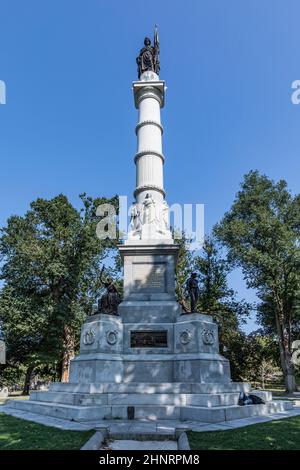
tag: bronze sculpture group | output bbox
[95,267,199,316]
[96,266,120,316]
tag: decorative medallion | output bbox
[106,330,118,346]
[179,329,192,345]
[202,328,215,345]
[83,328,95,345]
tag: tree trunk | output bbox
[280,341,295,393]
[22,364,34,395]
[274,311,296,393]
[61,324,75,382]
[261,367,265,390]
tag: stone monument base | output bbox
[66,313,231,385]
[8,312,293,423]
[9,380,292,423]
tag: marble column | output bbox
[128,70,172,241]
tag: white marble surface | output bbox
[2,402,300,434]
[103,439,177,450]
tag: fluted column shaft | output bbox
[133,77,165,204]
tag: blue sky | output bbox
[0,1,299,333]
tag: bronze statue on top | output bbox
[97,266,120,315]
[136,26,160,78]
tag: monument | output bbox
[8,29,292,423]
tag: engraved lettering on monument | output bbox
[131,330,168,347]
[133,263,166,292]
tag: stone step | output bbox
[30,391,108,406]
[49,382,104,393]
[31,390,271,407]
[108,393,233,407]
[187,391,272,406]
[9,399,181,421]
[32,391,186,406]
[49,381,251,395]
[9,395,292,422]
[181,400,294,423]
[10,399,111,421]
[111,405,180,420]
[186,393,235,407]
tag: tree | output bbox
[0,193,118,387]
[240,333,282,387]
[174,233,194,312]
[215,171,300,392]
[193,237,251,380]
[173,235,251,380]
[0,283,55,393]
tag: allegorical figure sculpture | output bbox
[130,203,142,234]
[142,193,157,225]
[97,266,120,315]
[136,26,160,78]
[161,200,170,233]
[186,272,199,313]
[128,197,171,240]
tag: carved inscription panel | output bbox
[133,263,166,293]
[131,330,168,348]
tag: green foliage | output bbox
[238,332,282,385]
[193,237,251,380]
[215,170,300,391]
[0,363,26,389]
[194,237,250,321]
[0,193,119,383]
[174,233,194,312]
[174,235,252,380]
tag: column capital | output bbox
[132,80,165,108]
[134,184,166,199]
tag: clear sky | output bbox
[0,1,299,333]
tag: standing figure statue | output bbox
[136,26,160,79]
[142,193,157,225]
[143,193,159,226]
[130,203,141,234]
[97,266,120,315]
[186,272,199,313]
[161,200,169,233]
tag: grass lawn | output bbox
[0,413,94,450]
[188,416,300,450]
